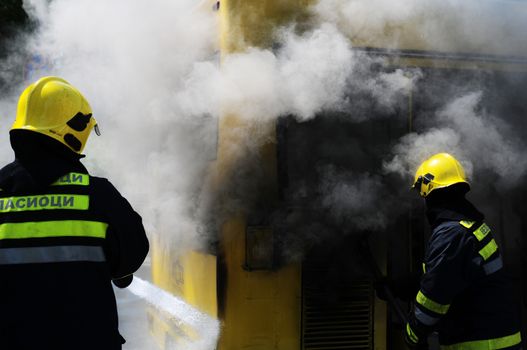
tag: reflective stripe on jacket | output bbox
[0,170,149,349]
[0,173,107,262]
[411,219,521,348]
[439,331,522,350]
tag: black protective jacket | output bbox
[406,194,522,349]
[0,131,149,350]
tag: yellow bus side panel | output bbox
[218,217,302,350]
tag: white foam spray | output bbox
[127,277,220,350]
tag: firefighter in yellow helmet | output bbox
[0,77,149,349]
[12,76,99,154]
[405,153,522,349]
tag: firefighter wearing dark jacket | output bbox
[0,76,149,350]
[405,153,522,350]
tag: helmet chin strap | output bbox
[413,173,434,191]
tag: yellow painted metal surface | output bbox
[150,238,218,348]
[151,236,171,291]
[181,251,218,317]
[220,0,313,52]
[151,239,217,317]
[216,2,305,348]
[214,65,302,350]
[217,217,302,350]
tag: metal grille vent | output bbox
[302,271,373,350]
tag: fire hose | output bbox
[359,236,409,325]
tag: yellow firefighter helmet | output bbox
[11,76,99,154]
[412,153,470,197]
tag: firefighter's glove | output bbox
[112,274,134,288]
[404,322,428,349]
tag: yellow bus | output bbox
[150,1,527,349]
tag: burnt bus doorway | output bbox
[276,100,413,349]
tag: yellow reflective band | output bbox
[0,220,108,240]
[52,172,89,186]
[406,323,419,343]
[0,195,89,213]
[460,220,475,229]
[422,262,426,273]
[416,290,450,314]
[473,223,491,241]
[479,239,498,261]
[440,331,521,350]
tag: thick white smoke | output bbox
[0,0,520,256]
[384,128,465,178]
[384,92,527,189]
[0,2,415,347]
[314,0,527,56]
[16,0,220,250]
[312,0,526,229]
[0,98,17,146]
[177,23,355,123]
[320,168,389,231]
[0,0,418,251]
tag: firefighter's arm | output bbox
[405,223,472,348]
[95,178,149,286]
